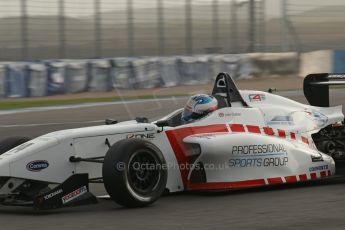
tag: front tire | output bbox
[102,139,167,208]
[0,136,31,155]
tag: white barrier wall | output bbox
[299,50,333,77]
[247,52,299,77]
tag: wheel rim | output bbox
[127,149,161,196]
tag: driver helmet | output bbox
[181,94,218,123]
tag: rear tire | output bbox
[102,139,167,208]
[0,136,31,155]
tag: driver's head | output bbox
[181,94,218,124]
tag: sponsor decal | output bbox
[229,144,288,168]
[302,110,328,127]
[311,153,323,162]
[232,144,287,155]
[328,74,345,79]
[126,133,155,139]
[229,157,288,168]
[218,112,241,118]
[216,78,226,88]
[311,111,328,127]
[26,160,49,172]
[36,196,44,204]
[193,133,228,139]
[61,186,87,204]
[267,115,294,126]
[249,94,266,102]
[309,165,328,172]
[193,135,213,140]
[44,189,63,201]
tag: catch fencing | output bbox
[0,0,265,61]
[283,0,345,52]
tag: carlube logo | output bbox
[26,160,49,172]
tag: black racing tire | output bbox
[0,136,31,155]
[102,138,167,208]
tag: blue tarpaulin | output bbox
[0,64,6,97]
[333,50,345,73]
[5,63,28,97]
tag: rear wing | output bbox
[303,73,345,107]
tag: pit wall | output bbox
[0,50,343,98]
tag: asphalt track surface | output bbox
[0,89,345,230]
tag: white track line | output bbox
[0,115,165,128]
[0,97,188,115]
[0,120,104,128]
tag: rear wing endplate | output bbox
[212,72,248,107]
[303,73,345,107]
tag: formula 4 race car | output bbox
[0,72,344,210]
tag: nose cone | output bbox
[0,137,59,178]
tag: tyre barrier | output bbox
[0,51,313,98]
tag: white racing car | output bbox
[0,72,344,210]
